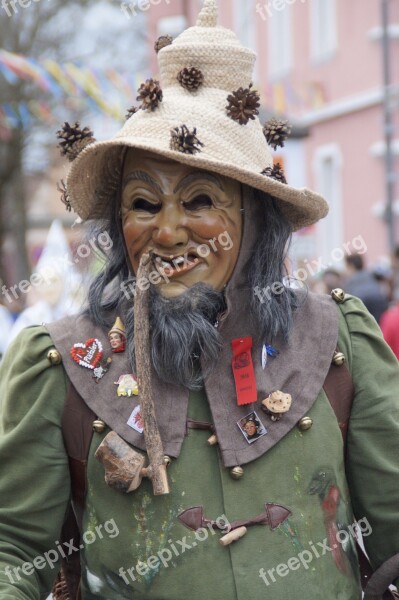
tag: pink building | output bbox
[147,0,399,269]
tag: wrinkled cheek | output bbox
[191,215,235,241]
[122,221,152,265]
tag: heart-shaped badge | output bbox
[70,338,103,370]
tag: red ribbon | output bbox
[231,337,257,406]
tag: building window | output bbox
[268,4,293,79]
[157,15,187,38]
[310,0,337,62]
[233,0,257,51]
[314,145,343,263]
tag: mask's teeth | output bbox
[174,256,185,265]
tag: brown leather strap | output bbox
[53,383,96,600]
[186,419,215,433]
[323,360,354,449]
[61,382,96,528]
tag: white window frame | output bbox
[233,0,259,82]
[157,15,187,38]
[313,144,343,265]
[310,0,337,63]
[267,3,293,79]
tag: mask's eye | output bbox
[131,198,161,214]
[183,194,213,211]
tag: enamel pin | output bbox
[237,411,267,444]
[114,374,139,397]
[93,357,112,382]
[261,391,292,421]
[70,338,113,382]
[70,338,104,370]
[108,317,126,354]
[127,405,144,434]
[261,344,279,370]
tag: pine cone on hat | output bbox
[56,179,72,212]
[226,83,260,125]
[56,122,95,162]
[125,105,139,121]
[178,67,204,91]
[170,125,204,154]
[154,34,173,54]
[261,163,287,184]
[263,118,292,151]
[137,79,163,111]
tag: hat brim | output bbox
[67,87,328,231]
[68,136,328,232]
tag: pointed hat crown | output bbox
[157,0,255,92]
[66,0,328,231]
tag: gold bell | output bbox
[331,288,345,303]
[332,351,346,366]
[93,419,106,433]
[298,417,313,431]
[163,455,172,467]
[230,466,244,480]
[47,349,62,366]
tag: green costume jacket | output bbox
[0,293,399,600]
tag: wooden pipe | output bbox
[134,254,169,496]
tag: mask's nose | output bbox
[151,205,189,249]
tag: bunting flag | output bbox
[0,48,144,135]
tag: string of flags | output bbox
[0,49,144,136]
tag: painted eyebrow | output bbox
[122,171,164,195]
[174,172,223,194]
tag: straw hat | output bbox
[65,0,328,231]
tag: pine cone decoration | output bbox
[261,163,287,184]
[56,179,72,212]
[177,67,204,91]
[137,79,163,111]
[125,105,139,121]
[263,118,292,151]
[154,35,173,54]
[170,125,204,155]
[56,122,95,162]
[226,83,260,125]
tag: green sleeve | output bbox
[0,326,70,599]
[341,297,399,576]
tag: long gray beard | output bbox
[123,282,226,390]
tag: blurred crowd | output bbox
[312,247,399,360]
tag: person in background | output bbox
[312,268,344,295]
[380,288,399,360]
[0,301,13,361]
[345,254,389,324]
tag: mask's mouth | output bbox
[151,251,202,278]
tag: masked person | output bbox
[1,2,399,599]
